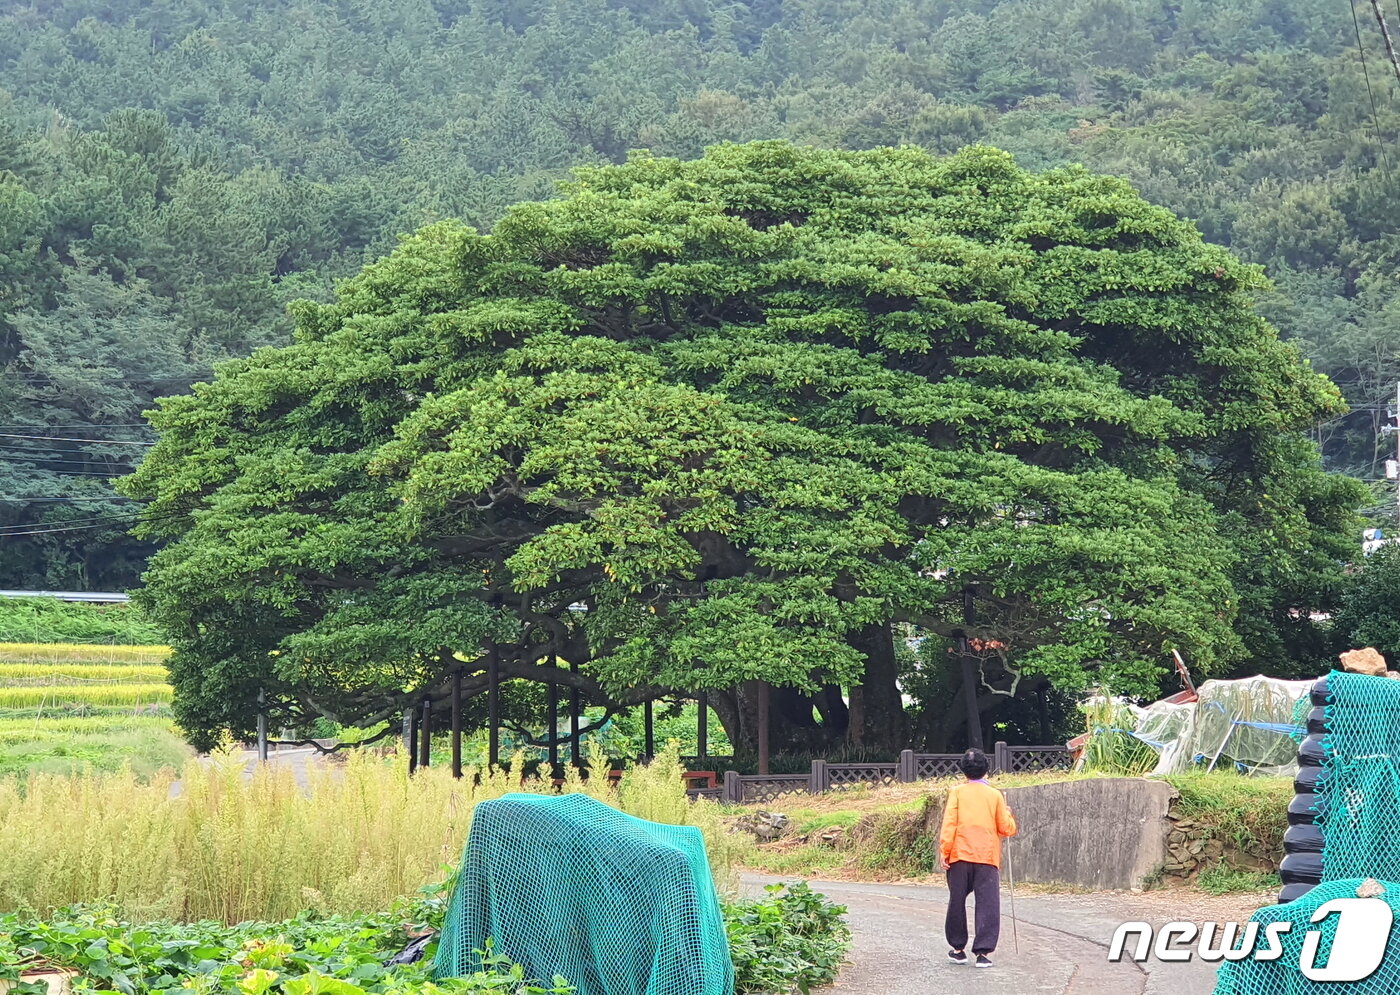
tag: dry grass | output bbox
[0,740,746,921]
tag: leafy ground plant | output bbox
[0,906,570,995]
[0,879,851,995]
[726,883,851,995]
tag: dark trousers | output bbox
[945,860,1001,955]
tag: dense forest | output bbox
[0,0,1395,599]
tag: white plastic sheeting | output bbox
[1129,675,1312,776]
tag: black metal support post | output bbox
[451,669,463,778]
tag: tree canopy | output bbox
[2,0,1398,595]
[122,141,1362,753]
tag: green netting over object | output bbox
[433,793,734,995]
[1318,672,1400,882]
[1213,879,1400,994]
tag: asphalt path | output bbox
[742,873,1225,995]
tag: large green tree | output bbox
[124,141,1359,753]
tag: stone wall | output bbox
[1162,803,1278,880]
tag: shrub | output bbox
[726,882,851,994]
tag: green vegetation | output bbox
[0,903,575,995]
[1333,544,1400,663]
[0,0,1389,752]
[1194,867,1279,896]
[0,601,164,646]
[0,742,838,994]
[0,877,848,995]
[121,138,1355,761]
[0,641,182,778]
[726,883,850,994]
[733,771,1290,889]
[1165,771,1294,858]
[1079,698,1160,776]
[0,743,749,921]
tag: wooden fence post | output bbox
[809,759,828,794]
[898,749,916,782]
[994,740,1011,774]
[724,770,741,804]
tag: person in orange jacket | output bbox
[938,747,1018,968]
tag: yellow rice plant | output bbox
[0,714,176,744]
[0,664,169,684]
[0,684,172,708]
[0,742,742,922]
[0,643,170,665]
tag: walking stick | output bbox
[1005,837,1020,955]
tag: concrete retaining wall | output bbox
[995,778,1177,891]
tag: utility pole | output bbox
[1377,380,1400,551]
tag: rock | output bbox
[1340,647,1388,677]
[1169,830,1187,844]
[732,810,791,842]
[1226,851,1275,873]
[1189,840,1206,856]
[1358,878,1386,898]
[813,825,852,850]
[1203,839,1225,856]
[1175,819,1197,830]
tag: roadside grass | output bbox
[1164,770,1293,857]
[1195,866,1279,895]
[731,769,1291,892]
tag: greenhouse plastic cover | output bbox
[433,792,734,995]
[1130,675,1312,776]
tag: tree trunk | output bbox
[715,682,852,756]
[846,621,907,750]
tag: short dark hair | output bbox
[959,748,989,779]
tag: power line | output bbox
[0,433,155,446]
[0,506,185,537]
[0,453,135,468]
[1352,0,1392,182]
[0,497,142,503]
[0,509,147,533]
[0,424,153,429]
[0,372,209,381]
[1370,0,1400,86]
[0,467,130,477]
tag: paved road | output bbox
[742,874,1222,995]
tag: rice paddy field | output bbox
[0,642,191,778]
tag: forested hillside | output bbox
[0,0,1393,594]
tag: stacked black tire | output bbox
[1279,675,1329,904]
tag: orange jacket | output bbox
[939,780,1017,869]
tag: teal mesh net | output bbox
[1214,672,1400,993]
[433,793,734,995]
[1213,878,1400,994]
[1316,672,1400,882]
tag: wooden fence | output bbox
[714,742,1075,804]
